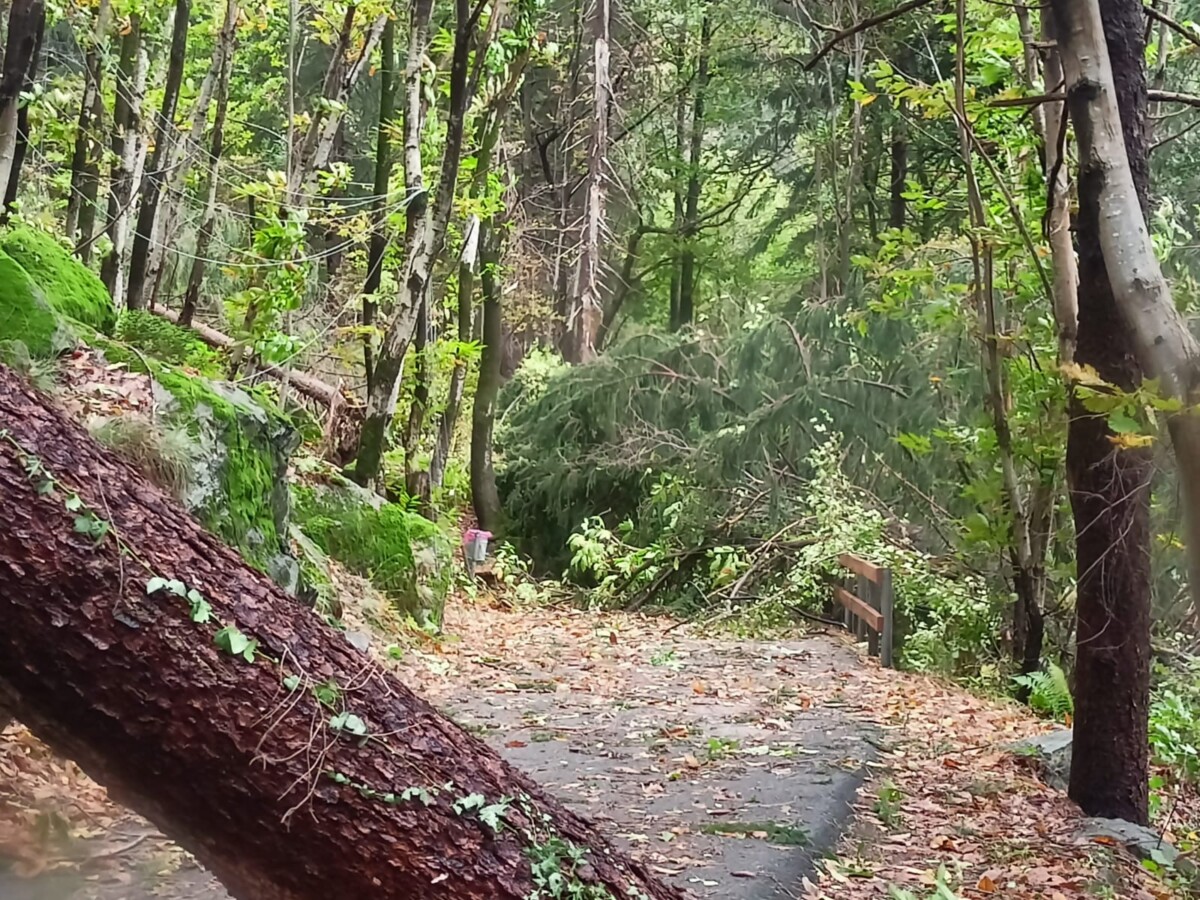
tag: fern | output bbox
[1014,661,1073,719]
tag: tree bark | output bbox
[676,12,711,329]
[1051,0,1153,825]
[125,0,190,310]
[0,363,681,900]
[887,116,906,230]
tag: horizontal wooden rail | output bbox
[830,554,895,668]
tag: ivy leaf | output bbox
[329,711,367,736]
[214,626,256,662]
[478,800,511,833]
[166,579,187,597]
[282,675,301,691]
[187,590,212,624]
[453,793,486,814]
[64,493,83,511]
[146,577,167,595]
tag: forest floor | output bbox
[0,591,1183,899]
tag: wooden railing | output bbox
[831,553,895,668]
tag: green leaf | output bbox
[214,626,255,661]
[64,493,83,511]
[1107,411,1143,435]
[188,595,212,624]
[146,577,167,595]
[453,792,486,814]
[329,711,368,736]
[283,675,301,691]
[478,799,511,833]
[166,580,187,597]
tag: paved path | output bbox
[0,610,874,899]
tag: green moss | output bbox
[0,227,115,335]
[116,310,223,375]
[98,339,294,571]
[0,251,76,356]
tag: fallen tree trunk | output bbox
[0,363,683,900]
[151,307,340,408]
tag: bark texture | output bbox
[0,362,681,900]
[1054,0,1152,825]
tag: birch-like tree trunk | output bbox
[100,15,148,302]
[178,0,239,327]
[126,0,190,310]
[65,0,109,253]
[0,0,43,203]
[362,14,397,393]
[353,0,485,488]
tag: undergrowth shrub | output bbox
[1150,653,1200,786]
[89,413,201,500]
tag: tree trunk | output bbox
[1,1,41,219]
[1052,0,1153,825]
[179,0,239,327]
[676,12,711,329]
[564,0,610,363]
[427,48,528,491]
[355,0,482,488]
[362,15,396,395]
[65,0,109,252]
[0,0,42,203]
[100,15,146,300]
[887,116,906,230]
[471,225,504,532]
[668,43,686,331]
[125,0,189,310]
[0,363,681,900]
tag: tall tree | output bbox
[99,13,147,300]
[179,0,240,327]
[0,0,44,204]
[65,0,110,256]
[125,0,191,310]
[1052,0,1153,824]
[354,0,488,488]
[563,0,611,362]
[675,11,710,329]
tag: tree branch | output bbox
[803,0,936,71]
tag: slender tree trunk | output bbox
[179,0,239,327]
[1052,0,1153,825]
[837,28,865,293]
[598,226,642,349]
[65,0,109,252]
[0,0,42,203]
[363,15,397,395]
[355,0,484,488]
[126,0,190,310]
[100,15,146,300]
[0,363,683,900]
[677,12,711,329]
[471,225,504,531]
[428,50,529,491]
[887,116,906,230]
[564,0,610,363]
[1,2,41,219]
[145,0,233,309]
[668,45,686,331]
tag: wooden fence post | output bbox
[879,567,894,668]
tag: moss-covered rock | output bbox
[0,227,116,336]
[97,339,300,578]
[292,477,453,624]
[0,251,78,356]
[116,310,223,375]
